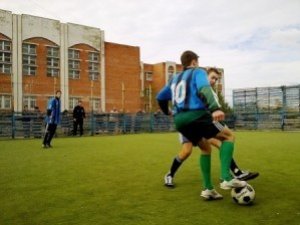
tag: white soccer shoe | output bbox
[220,178,247,190]
[164,173,174,187]
[200,189,223,200]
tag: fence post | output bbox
[11,112,15,139]
[90,111,94,136]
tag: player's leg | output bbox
[42,123,49,148]
[208,138,259,181]
[47,124,57,147]
[164,134,193,187]
[198,139,223,200]
[213,125,247,189]
[73,120,77,136]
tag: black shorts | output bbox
[178,113,225,146]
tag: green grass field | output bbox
[0,132,300,225]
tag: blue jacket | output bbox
[46,97,61,124]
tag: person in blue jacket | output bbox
[42,90,61,148]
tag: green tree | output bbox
[217,91,233,114]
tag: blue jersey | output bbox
[46,97,61,124]
[157,68,216,115]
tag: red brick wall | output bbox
[105,42,141,113]
[68,43,101,111]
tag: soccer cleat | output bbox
[164,173,174,188]
[42,144,48,149]
[200,189,223,200]
[220,178,247,190]
[235,171,259,181]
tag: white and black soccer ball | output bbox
[231,183,255,205]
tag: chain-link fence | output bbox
[0,112,176,139]
[233,85,300,131]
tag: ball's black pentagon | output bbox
[243,196,251,202]
[234,187,244,194]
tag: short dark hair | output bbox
[180,50,199,68]
[207,67,221,76]
[56,90,62,94]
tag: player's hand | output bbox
[212,110,225,121]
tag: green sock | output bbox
[220,141,234,181]
[200,154,213,190]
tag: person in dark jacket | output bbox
[73,100,85,136]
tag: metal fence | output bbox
[233,85,300,130]
[1,110,300,139]
[0,112,175,139]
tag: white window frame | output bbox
[46,46,60,77]
[145,72,153,81]
[88,52,99,61]
[90,98,100,112]
[0,40,11,51]
[0,40,12,75]
[69,49,80,59]
[23,43,36,55]
[0,95,12,109]
[69,97,80,110]
[23,96,36,110]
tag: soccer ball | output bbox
[231,183,255,205]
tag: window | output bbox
[69,97,80,110]
[145,72,153,81]
[0,95,12,109]
[23,55,36,65]
[23,66,36,76]
[69,70,80,79]
[23,44,36,55]
[23,96,36,110]
[68,49,80,79]
[88,52,99,61]
[0,52,11,62]
[69,49,80,59]
[90,98,100,112]
[47,46,59,77]
[22,43,37,76]
[88,51,100,81]
[0,40,11,51]
[0,40,12,75]
[47,47,59,57]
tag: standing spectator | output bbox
[73,101,85,136]
[42,90,61,148]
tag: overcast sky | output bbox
[1,0,300,101]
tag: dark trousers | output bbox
[73,118,83,136]
[43,123,57,145]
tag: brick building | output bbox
[0,9,224,114]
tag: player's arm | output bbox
[156,85,172,115]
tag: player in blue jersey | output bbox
[157,51,247,200]
[163,68,259,190]
[42,90,61,148]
